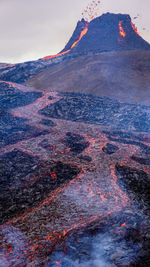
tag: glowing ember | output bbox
[50,171,57,181]
[121,222,126,227]
[119,21,126,38]
[82,0,101,22]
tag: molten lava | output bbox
[42,23,89,60]
[131,22,140,36]
[121,222,126,227]
[119,21,126,38]
[71,26,88,48]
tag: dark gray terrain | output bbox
[0,13,150,267]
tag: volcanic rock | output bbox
[115,164,150,205]
[102,143,119,154]
[63,132,90,154]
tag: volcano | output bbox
[24,13,150,106]
[0,13,150,267]
[45,13,150,58]
[0,13,150,87]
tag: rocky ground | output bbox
[0,80,149,266]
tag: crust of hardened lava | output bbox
[26,50,150,106]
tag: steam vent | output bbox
[0,12,150,267]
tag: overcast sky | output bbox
[0,0,150,63]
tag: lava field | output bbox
[0,80,149,266]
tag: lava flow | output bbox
[119,21,126,37]
[1,81,150,266]
[42,23,89,60]
[131,22,140,36]
[70,25,88,48]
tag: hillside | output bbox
[27,50,150,106]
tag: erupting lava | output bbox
[42,23,89,60]
[82,0,101,21]
[119,21,126,38]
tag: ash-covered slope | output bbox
[27,50,150,106]
[63,13,150,54]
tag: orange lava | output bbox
[121,222,126,227]
[42,23,88,60]
[50,171,57,181]
[71,26,88,48]
[119,21,126,38]
[42,49,70,60]
[131,22,140,36]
